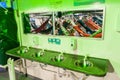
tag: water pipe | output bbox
[0,64,8,68]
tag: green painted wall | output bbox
[16,0,120,77]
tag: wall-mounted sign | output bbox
[74,0,105,6]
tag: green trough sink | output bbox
[6,46,108,76]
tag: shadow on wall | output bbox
[0,8,19,65]
[108,60,114,73]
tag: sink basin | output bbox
[51,56,64,62]
[72,57,108,76]
[75,60,93,68]
[16,47,29,54]
[32,51,44,58]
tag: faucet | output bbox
[83,55,88,68]
[40,49,45,55]
[35,49,45,57]
[57,52,64,62]
[83,54,93,68]
[17,47,29,54]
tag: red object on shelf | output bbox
[94,33,102,38]
[73,25,102,38]
[84,19,101,30]
[73,25,90,37]
[31,16,51,33]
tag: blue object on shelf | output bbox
[0,2,7,8]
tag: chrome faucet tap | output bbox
[83,54,93,67]
[83,55,88,68]
[57,52,64,62]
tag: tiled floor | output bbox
[0,68,42,80]
[1,72,120,80]
[0,60,120,80]
[0,68,120,80]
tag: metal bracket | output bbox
[7,58,16,80]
